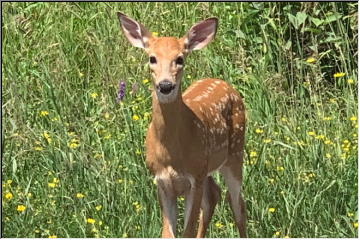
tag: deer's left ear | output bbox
[183,17,218,52]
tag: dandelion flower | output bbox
[68,142,79,149]
[4,192,13,200]
[347,79,354,84]
[76,193,85,198]
[249,151,257,157]
[87,218,96,224]
[132,115,140,121]
[34,146,43,151]
[354,222,358,228]
[48,183,56,188]
[215,221,224,228]
[90,92,98,99]
[347,212,354,217]
[274,231,281,236]
[142,79,149,84]
[152,32,159,37]
[17,205,26,212]
[263,138,271,143]
[276,166,284,171]
[350,116,357,121]
[284,235,290,238]
[307,131,316,136]
[255,128,263,134]
[325,153,331,159]
[268,207,276,213]
[40,111,49,117]
[306,57,316,63]
[333,72,346,78]
[48,235,57,238]
[96,205,102,211]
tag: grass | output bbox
[2,2,358,238]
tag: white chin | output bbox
[156,85,179,104]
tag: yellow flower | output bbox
[179,196,185,201]
[4,192,13,200]
[284,235,290,238]
[34,146,43,151]
[87,218,96,224]
[325,153,331,159]
[104,112,110,119]
[333,72,346,78]
[263,139,272,143]
[276,166,284,171]
[323,117,332,121]
[307,131,316,136]
[40,111,49,117]
[48,235,57,238]
[43,131,52,144]
[353,222,358,228]
[215,221,224,228]
[90,92,98,99]
[249,151,257,157]
[315,135,325,140]
[274,231,281,236]
[306,57,316,63]
[122,233,128,238]
[132,115,140,121]
[142,79,149,84]
[350,116,357,121]
[152,32,159,37]
[329,98,336,103]
[103,134,111,140]
[135,149,141,155]
[255,128,263,134]
[347,212,354,217]
[96,205,102,211]
[118,179,124,184]
[48,183,56,188]
[76,193,85,198]
[347,79,354,84]
[17,205,26,212]
[281,117,288,122]
[68,142,79,149]
[268,207,276,213]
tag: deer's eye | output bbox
[175,56,184,65]
[149,56,157,64]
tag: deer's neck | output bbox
[151,91,190,142]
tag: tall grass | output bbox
[2,2,358,238]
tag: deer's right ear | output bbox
[117,12,151,49]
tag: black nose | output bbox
[158,80,176,95]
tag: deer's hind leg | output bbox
[220,158,246,238]
[196,176,221,238]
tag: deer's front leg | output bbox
[183,178,204,238]
[157,179,177,238]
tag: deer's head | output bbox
[117,12,218,104]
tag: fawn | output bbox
[117,12,246,238]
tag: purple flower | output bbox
[117,81,126,103]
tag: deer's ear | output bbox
[184,17,218,51]
[117,12,151,49]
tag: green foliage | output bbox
[2,2,358,238]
